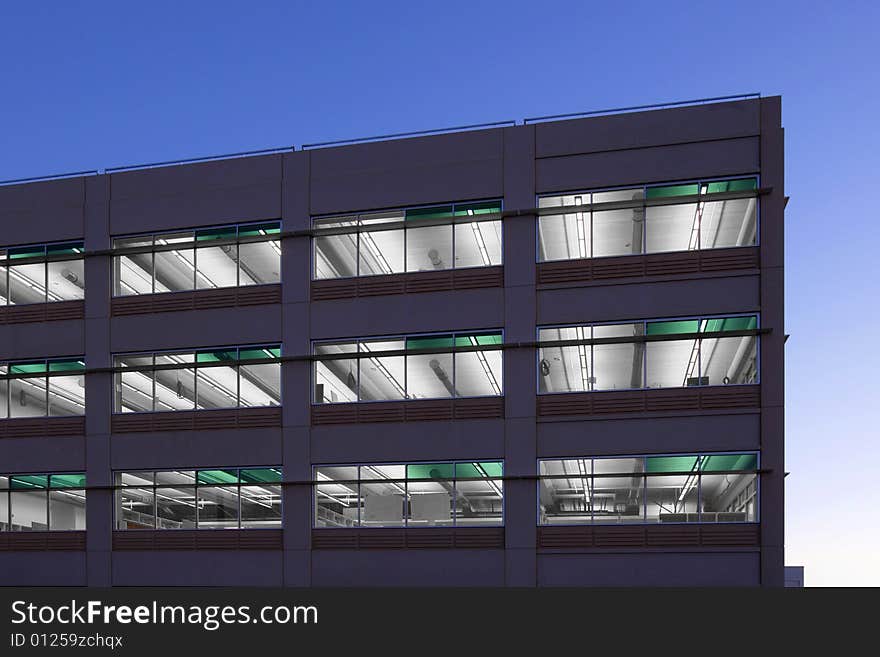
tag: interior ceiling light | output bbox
[574,195,587,259]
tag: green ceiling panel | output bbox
[10,362,47,374]
[701,453,757,472]
[406,336,455,351]
[456,461,503,479]
[240,468,282,484]
[455,332,502,347]
[9,246,45,259]
[49,359,85,372]
[646,456,699,473]
[50,473,86,488]
[454,201,502,216]
[11,475,48,489]
[701,316,758,333]
[238,222,281,236]
[407,463,455,480]
[646,320,699,336]
[197,469,240,485]
[405,205,454,221]
[196,227,236,241]
[705,178,758,194]
[239,346,281,361]
[646,183,699,199]
[196,350,236,363]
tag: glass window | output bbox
[455,220,502,267]
[359,212,406,276]
[0,250,8,305]
[699,179,758,249]
[537,194,589,261]
[153,352,196,411]
[116,486,156,529]
[592,458,645,523]
[314,461,503,528]
[115,355,154,413]
[239,352,281,408]
[406,336,454,399]
[10,489,48,531]
[153,232,195,293]
[9,363,47,418]
[49,488,86,530]
[539,458,592,525]
[0,473,86,532]
[358,339,406,401]
[47,359,86,416]
[195,227,238,289]
[592,189,645,257]
[313,218,359,279]
[238,223,281,285]
[406,209,453,273]
[196,350,238,409]
[197,484,239,529]
[454,333,503,397]
[8,260,46,305]
[47,260,84,301]
[314,342,359,404]
[646,455,700,523]
[0,365,7,420]
[114,237,154,296]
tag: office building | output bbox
[0,95,785,586]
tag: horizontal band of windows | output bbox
[315,461,503,529]
[114,466,281,530]
[539,453,758,525]
[0,359,86,418]
[113,222,281,297]
[315,332,503,402]
[0,472,87,532]
[538,179,760,262]
[540,315,758,392]
[114,346,280,413]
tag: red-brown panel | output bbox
[0,531,86,551]
[537,386,760,418]
[111,407,281,434]
[110,285,281,316]
[310,398,504,425]
[0,416,85,439]
[537,523,760,549]
[0,300,84,324]
[112,530,283,550]
[311,527,504,550]
[310,266,503,301]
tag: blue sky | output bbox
[2,1,877,585]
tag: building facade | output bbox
[0,96,785,586]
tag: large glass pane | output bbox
[700,470,757,522]
[117,487,155,529]
[406,351,453,399]
[239,363,280,407]
[592,189,645,257]
[359,212,405,275]
[155,486,197,529]
[9,373,47,417]
[197,485,239,529]
[47,259,84,301]
[406,224,453,272]
[313,218,358,279]
[593,323,644,391]
[646,339,699,388]
[314,466,360,528]
[0,253,8,305]
[8,262,46,304]
[454,220,502,267]
[153,232,195,293]
[48,374,85,416]
[314,342,358,404]
[592,458,644,523]
[645,202,699,253]
[539,459,592,525]
[454,333,503,397]
[195,350,238,409]
[154,352,195,411]
[361,463,406,527]
[645,455,700,523]
[240,484,282,528]
[115,355,154,413]
[9,490,47,531]
[406,463,454,527]
[239,240,281,285]
[538,326,588,393]
[113,237,154,296]
[49,489,86,530]
[195,241,238,290]
[453,462,503,526]
[358,340,406,401]
[700,335,757,385]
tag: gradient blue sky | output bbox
[1,2,877,586]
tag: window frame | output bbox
[1,472,87,532]
[0,241,85,306]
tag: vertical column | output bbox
[759,97,785,587]
[502,124,538,586]
[281,151,313,586]
[83,174,113,586]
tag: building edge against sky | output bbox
[0,95,785,586]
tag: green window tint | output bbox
[701,453,758,472]
[10,361,47,374]
[700,316,758,333]
[405,205,454,221]
[8,246,46,259]
[11,475,48,489]
[49,474,86,488]
[454,201,502,216]
[238,222,281,237]
[196,349,237,363]
[704,178,758,194]
[48,359,85,373]
[239,346,281,361]
[406,335,455,351]
[406,463,455,480]
[454,332,503,347]
[46,242,84,255]
[456,461,503,479]
[197,469,240,485]
[646,456,700,473]
[645,183,700,199]
[196,227,236,241]
[240,468,282,484]
[646,320,699,336]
